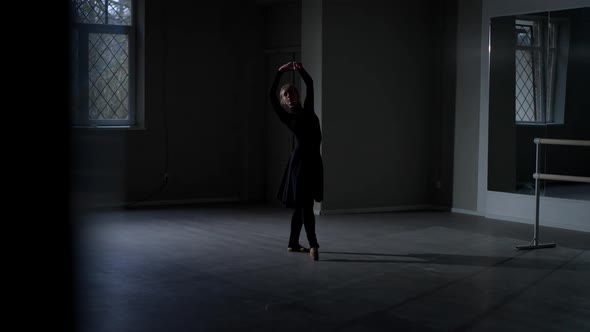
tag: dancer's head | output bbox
[280,84,300,110]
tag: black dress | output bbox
[269,68,324,208]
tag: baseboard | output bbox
[485,213,534,225]
[319,205,449,215]
[130,197,241,207]
[428,205,452,212]
[485,213,590,233]
[73,196,241,210]
[451,208,483,216]
[485,191,590,233]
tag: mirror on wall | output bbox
[487,7,590,200]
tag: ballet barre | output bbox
[516,138,590,250]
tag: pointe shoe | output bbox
[310,247,319,261]
[287,245,310,253]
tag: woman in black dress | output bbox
[269,61,323,261]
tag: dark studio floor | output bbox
[73,204,590,332]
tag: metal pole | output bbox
[516,138,556,250]
[534,140,540,246]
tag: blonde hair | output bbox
[279,84,299,109]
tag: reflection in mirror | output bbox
[488,7,590,200]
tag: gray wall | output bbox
[428,0,457,208]
[72,0,551,213]
[263,1,301,50]
[71,0,265,206]
[302,0,323,212]
[452,0,482,211]
[319,0,456,211]
[487,16,517,192]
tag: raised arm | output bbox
[294,62,314,110]
[269,63,295,127]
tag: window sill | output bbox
[516,122,565,127]
[72,125,146,131]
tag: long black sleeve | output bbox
[297,67,314,110]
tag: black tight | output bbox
[288,199,319,248]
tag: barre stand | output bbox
[516,138,590,250]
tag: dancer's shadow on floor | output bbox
[320,251,588,271]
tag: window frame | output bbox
[72,0,137,128]
[515,18,546,125]
[514,16,567,127]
